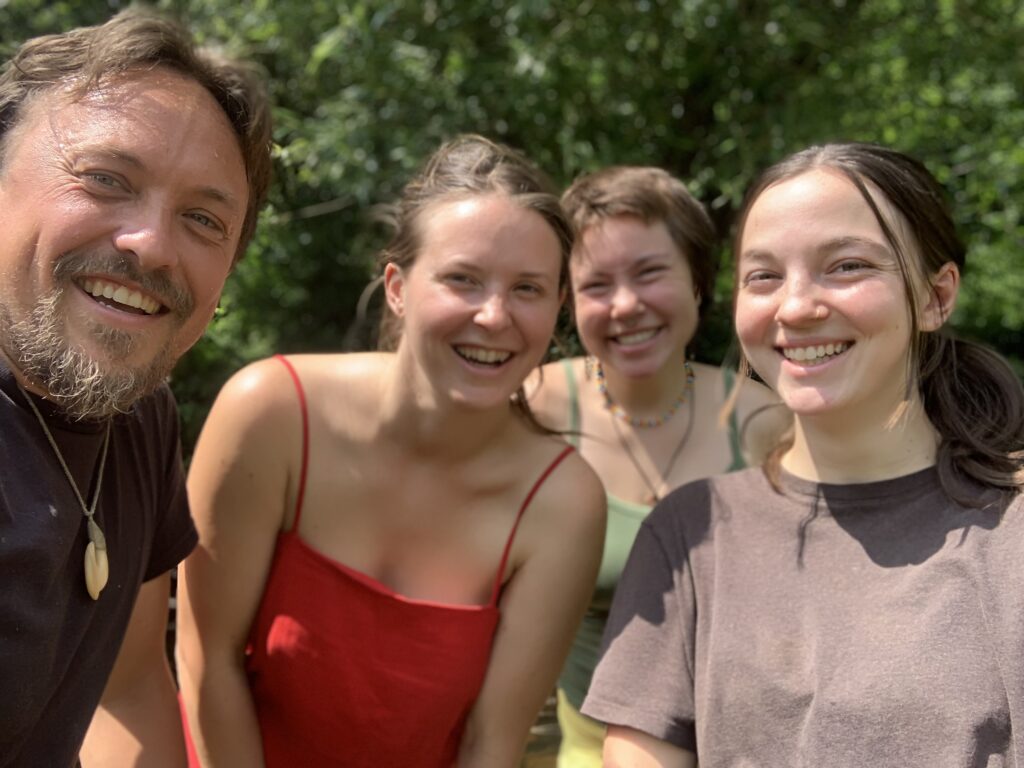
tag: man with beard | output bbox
[0,9,271,767]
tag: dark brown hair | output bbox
[0,7,272,261]
[734,142,1024,503]
[561,165,718,320]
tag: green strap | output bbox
[722,367,746,471]
[561,358,581,447]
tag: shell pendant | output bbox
[84,518,109,600]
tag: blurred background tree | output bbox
[4,0,1021,453]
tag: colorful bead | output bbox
[588,357,695,428]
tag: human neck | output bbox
[782,397,939,484]
[595,355,693,424]
[380,355,515,461]
[0,348,50,399]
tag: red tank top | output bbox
[244,355,573,766]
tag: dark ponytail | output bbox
[920,334,1024,503]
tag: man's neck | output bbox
[0,348,45,396]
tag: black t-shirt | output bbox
[0,362,197,767]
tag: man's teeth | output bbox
[783,342,848,362]
[615,329,658,346]
[82,279,160,315]
[455,346,511,365]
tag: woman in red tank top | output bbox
[177,135,606,767]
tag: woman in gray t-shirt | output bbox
[585,143,1024,767]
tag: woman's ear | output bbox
[383,263,406,318]
[920,261,960,332]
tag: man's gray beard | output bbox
[0,288,178,421]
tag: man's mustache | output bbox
[53,250,194,318]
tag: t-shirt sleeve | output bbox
[143,386,197,581]
[582,508,698,752]
[986,493,1024,759]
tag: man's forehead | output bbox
[4,69,197,142]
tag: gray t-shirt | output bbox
[583,466,1023,767]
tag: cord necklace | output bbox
[608,384,696,505]
[20,387,111,600]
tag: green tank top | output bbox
[557,358,745,709]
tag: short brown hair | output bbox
[0,7,272,261]
[561,166,718,319]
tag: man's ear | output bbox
[383,263,406,318]
[920,261,960,332]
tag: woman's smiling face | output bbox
[734,168,920,422]
[571,216,700,379]
[385,194,564,410]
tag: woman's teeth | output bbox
[455,346,511,365]
[82,278,160,315]
[615,329,658,346]
[782,342,848,363]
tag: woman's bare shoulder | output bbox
[279,351,390,382]
[732,373,791,464]
[525,357,585,432]
[690,363,790,464]
[210,353,392,439]
[210,356,303,423]
[517,434,605,536]
[277,351,392,399]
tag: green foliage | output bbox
[3,0,1021,452]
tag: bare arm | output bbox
[80,573,185,767]
[604,726,697,768]
[457,450,606,767]
[176,360,299,767]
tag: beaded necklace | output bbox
[587,357,695,428]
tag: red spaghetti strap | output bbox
[274,354,310,532]
[489,444,575,605]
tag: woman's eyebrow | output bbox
[816,235,891,257]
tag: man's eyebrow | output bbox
[78,146,243,212]
[83,147,145,169]
[194,185,242,211]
